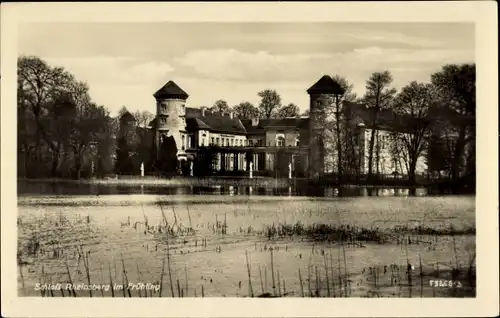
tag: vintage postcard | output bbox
[1,1,498,317]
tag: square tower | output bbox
[307,75,345,180]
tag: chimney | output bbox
[251,118,259,126]
[201,107,206,116]
[229,111,234,119]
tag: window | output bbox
[231,139,234,146]
[216,137,220,146]
[277,136,285,147]
[211,137,214,145]
[181,104,186,113]
[161,103,167,111]
[181,135,185,150]
[222,138,225,146]
[295,138,300,147]
[239,140,242,146]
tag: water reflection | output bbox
[18,180,430,197]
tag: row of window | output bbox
[159,103,186,113]
[200,136,300,147]
[210,137,246,147]
[177,134,301,150]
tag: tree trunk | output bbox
[375,131,380,177]
[75,163,82,180]
[451,124,466,183]
[335,98,343,184]
[367,127,376,178]
[51,146,61,178]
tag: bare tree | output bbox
[211,99,230,114]
[431,64,475,188]
[392,82,435,187]
[276,103,300,118]
[17,56,77,177]
[257,89,281,118]
[362,71,397,179]
[233,101,259,119]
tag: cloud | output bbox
[173,47,474,83]
[174,49,336,82]
[36,45,474,116]
[43,56,174,86]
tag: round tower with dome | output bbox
[153,80,189,161]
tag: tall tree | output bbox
[257,89,281,118]
[329,75,358,182]
[392,81,435,187]
[17,56,77,177]
[430,64,475,188]
[134,110,155,171]
[211,99,230,114]
[95,116,118,177]
[362,71,397,178]
[233,101,260,119]
[276,103,300,118]
[18,55,118,179]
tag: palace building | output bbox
[119,76,429,179]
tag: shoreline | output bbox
[17,177,433,189]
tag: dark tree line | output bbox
[209,90,302,119]
[18,56,116,179]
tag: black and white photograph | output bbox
[1,2,498,317]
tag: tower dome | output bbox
[306,75,345,180]
[153,81,189,161]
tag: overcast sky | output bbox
[18,22,474,116]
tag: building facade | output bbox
[120,76,430,179]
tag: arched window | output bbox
[181,135,185,150]
[277,136,285,147]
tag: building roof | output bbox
[307,75,345,95]
[153,81,189,100]
[150,107,247,134]
[241,118,309,134]
[342,101,423,133]
[193,115,247,134]
[119,111,136,122]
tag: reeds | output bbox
[262,221,475,243]
[245,250,254,297]
[159,257,165,297]
[108,263,115,297]
[298,268,304,297]
[166,239,175,297]
[270,248,276,296]
[120,253,132,297]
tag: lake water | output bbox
[18,180,431,197]
[16,183,476,298]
